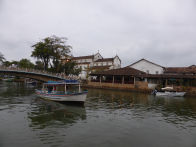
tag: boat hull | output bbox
[35,90,87,102]
[156,91,186,97]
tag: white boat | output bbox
[152,87,186,97]
[35,80,87,103]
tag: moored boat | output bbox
[35,80,88,103]
[152,87,186,97]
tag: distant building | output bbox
[71,53,121,79]
[128,58,164,74]
[164,65,196,75]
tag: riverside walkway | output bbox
[0,66,79,82]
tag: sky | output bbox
[0,0,196,67]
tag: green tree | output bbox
[60,61,81,76]
[31,35,72,72]
[31,38,52,70]
[48,36,72,72]
[3,61,11,67]
[18,58,34,69]
[34,61,44,70]
[0,52,5,64]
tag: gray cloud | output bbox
[0,0,195,67]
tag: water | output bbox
[0,81,196,147]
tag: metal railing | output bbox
[0,66,79,80]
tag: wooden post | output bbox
[100,76,102,84]
[79,84,81,93]
[113,76,114,84]
[65,84,67,93]
[165,79,168,86]
[42,84,44,92]
[122,76,124,84]
[133,77,136,85]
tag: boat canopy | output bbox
[44,80,79,85]
[161,87,173,91]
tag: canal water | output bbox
[0,81,196,147]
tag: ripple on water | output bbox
[0,84,196,147]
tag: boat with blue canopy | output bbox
[35,80,87,103]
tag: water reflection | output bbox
[29,99,86,129]
[86,89,149,109]
[86,89,196,128]
[1,82,196,147]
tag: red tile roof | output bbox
[95,58,114,62]
[76,62,91,65]
[90,65,111,70]
[164,66,196,74]
[72,55,94,60]
[90,67,145,76]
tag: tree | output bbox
[60,61,81,76]
[31,35,72,72]
[3,61,11,67]
[0,52,5,64]
[31,39,52,70]
[18,58,34,69]
[48,36,72,72]
[34,61,44,70]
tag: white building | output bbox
[72,53,121,79]
[128,58,164,74]
[128,58,165,89]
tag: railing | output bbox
[0,66,79,80]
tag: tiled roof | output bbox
[76,62,91,65]
[72,55,94,60]
[90,65,111,70]
[90,67,145,76]
[95,58,114,62]
[164,66,196,74]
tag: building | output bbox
[128,58,164,74]
[72,53,121,79]
[89,65,196,95]
[89,67,149,91]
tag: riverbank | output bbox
[83,83,196,96]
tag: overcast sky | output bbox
[0,0,196,67]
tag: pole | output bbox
[79,84,81,93]
[122,76,124,84]
[65,84,66,93]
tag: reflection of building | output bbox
[72,52,121,79]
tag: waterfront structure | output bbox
[128,58,164,74]
[89,64,196,95]
[89,67,149,91]
[72,52,121,79]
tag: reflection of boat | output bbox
[2,78,14,82]
[29,99,86,129]
[35,80,87,103]
[152,87,186,97]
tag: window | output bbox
[156,71,159,74]
[146,70,149,74]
